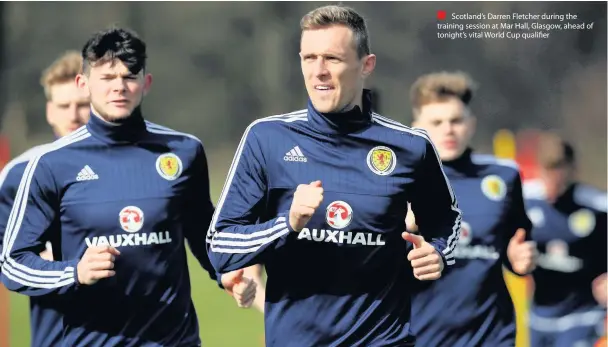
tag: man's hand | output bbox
[289,180,324,232]
[39,241,53,261]
[592,273,607,307]
[39,250,53,261]
[221,269,257,308]
[405,203,418,232]
[402,232,444,280]
[76,246,120,285]
[507,228,537,275]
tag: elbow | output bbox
[206,241,232,274]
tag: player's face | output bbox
[300,25,375,113]
[46,81,91,137]
[76,59,152,121]
[412,99,475,161]
[538,164,574,202]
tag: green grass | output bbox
[9,251,265,347]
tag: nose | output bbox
[441,122,455,135]
[312,57,329,79]
[68,104,80,122]
[110,77,127,92]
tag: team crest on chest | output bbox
[568,208,595,237]
[481,175,506,201]
[156,153,183,181]
[366,146,396,176]
[326,201,353,229]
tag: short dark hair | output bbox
[300,5,371,58]
[81,27,147,75]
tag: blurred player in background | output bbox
[523,131,607,347]
[0,50,89,347]
[207,5,461,346]
[0,27,255,346]
[406,71,537,347]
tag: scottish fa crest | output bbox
[156,153,183,181]
[367,146,396,176]
[481,175,506,201]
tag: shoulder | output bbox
[145,121,203,149]
[11,128,91,171]
[370,112,434,151]
[0,143,53,189]
[573,183,607,213]
[470,153,521,182]
[245,109,309,136]
[471,154,519,172]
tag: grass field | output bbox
[7,151,266,347]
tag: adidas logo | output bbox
[76,165,99,181]
[283,146,307,163]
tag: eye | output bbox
[452,117,464,125]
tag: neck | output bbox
[441,148,473,173]
[87,106,146,144]
[307,89,373,135]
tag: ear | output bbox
[361,54,376,78]
[468,114,477,135]
[143,73,153,96]
[75,74,87,90]
[45,102,54,126]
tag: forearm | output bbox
[1,252,79,296]
[207,212,292,273]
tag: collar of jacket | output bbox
[306,88,374,135]
[87,106,147,144]
[442,147,475,175]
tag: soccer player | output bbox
[523,132,606,347]
[0,50,89,347]
[206,5,461,346]
[406,71,537,347]
[0,27,255,346]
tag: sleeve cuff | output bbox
[283,212,296,233]
[216,272,225,289]
[429,241,454,269]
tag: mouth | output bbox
[443,140,458,149]
[110,100,129,106]
[314,84,334,92]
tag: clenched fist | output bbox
[221,269,257,308]
[77,246,120,285]
[507,228,537,275]
[402,232,444,281]
[289,180,324,232]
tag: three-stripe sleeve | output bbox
[206,124,292,274]
[0,160,28,273]
[408,132,462,267]
[0,155,79,295]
